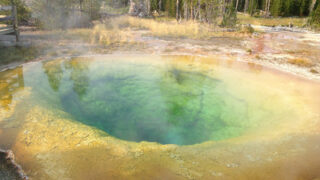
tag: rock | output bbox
[0,149,28,180]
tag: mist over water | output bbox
[1,55,320,179]
[2,55,318,145]
[35,56,248,145]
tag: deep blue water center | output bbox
[37,56,248,145]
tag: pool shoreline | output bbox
[1,53,320,83]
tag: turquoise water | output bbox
[45,57,244,145]
[2,55,306,145]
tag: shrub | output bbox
[240,24,254,34]
[288,58,314,67]
[310,68,319,74]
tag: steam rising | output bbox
[29,0,103,29]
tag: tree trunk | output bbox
[159,0,162,11]
[184,1,188,20]
[190,5,193,20]
[79,0,83,27]
[244,0,249,13]
[267,0,271,16]
[235,0,239,11]
[176,0,180,21]
[128,0,135,15]
[198,0,201,20]
[222,0,226,14]
[79,0,83,12]
[309,0,317,15]
[146,0,151,16]
[249,0,254,15]
[90,0,92,18]
[264,0,268,17]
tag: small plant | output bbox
[67,24,133,46]
[246,48,253,54]
[287,58,314,67]
[240,24,255,34]
[310,68,319,74]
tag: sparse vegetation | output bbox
[310,3,320,29]
[288,58,314,67]
[240,24,255,33]
[238,13,307,27]
[68,24,134,46]
[310,68,319,73]
[255,55,261,59]
[99,16,251,39]
[127,16,208,38]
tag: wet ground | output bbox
[129,28,320,81]
[2,24,320,81]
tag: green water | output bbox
[45,57,245,145]
[1,55,307,145]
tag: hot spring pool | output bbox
[1,55,320,179]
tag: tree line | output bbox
[149,0,319,19]
[1,0,319,28]
[139,0,320,27]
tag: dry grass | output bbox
[288,58,314,67]
[111,16,251,39]
[64,16,252,43]
[66,24,134,46]
[286,49,310,55]
[90,24,133,45]
[130,17,206,38]
[238,13,307,27]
